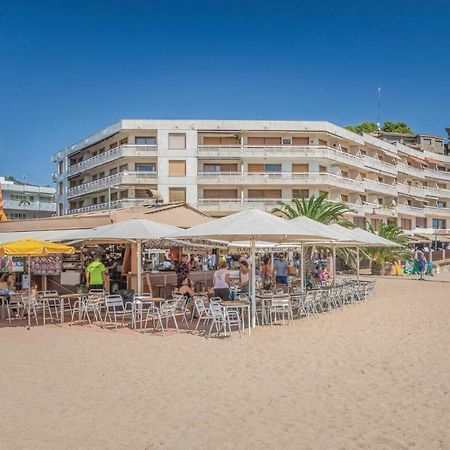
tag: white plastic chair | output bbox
[103,294,133,330]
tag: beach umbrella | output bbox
[168,209,333,327]
[0,239,75,328]
[80,219,181,294]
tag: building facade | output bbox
[0,176,56,220]
[52,120,450,230]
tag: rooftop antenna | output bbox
[376,87,382,130]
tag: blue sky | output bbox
[0,0,449,185]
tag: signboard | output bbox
[0,256,24,273]
[31,255,62,276]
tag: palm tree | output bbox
[365,223,411,274]
[273,195,358,272]
[272,194,357,226]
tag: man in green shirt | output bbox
[86,258,106,290]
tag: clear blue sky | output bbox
[1,0,449,185]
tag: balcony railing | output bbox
[3,200,57,212]
[198,171,365,191]
[396,183,427,198]
[196,198,291,211]
[396,162,425,178]
[362,156,397,175]
[363,179,397,196]
[68,198,155,215]
[423,206,450,217]
[197,145,367,169]
[396,204,426,217]
[423,167,450,181]
[66,145,158,176]
[67,171,157,198]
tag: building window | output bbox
[203,189,238,199]
[292,189,309,199]
[135,163,156,173]
[168,133,186,149]
[135,136,157,146]
[264,164,282,172]
[169,160,186,177]
[401,218,412,230]
[203,136,239,145]
[58,203,64,215]
[292,164,309,173]
[247,137,282,146]
[58,160,64,174]
[120,190,128,199]
[248,189,282,199]
[437,201,447,208]
[109,168,118,176]
[119,164,128,172]
[169,187,186,202]
[319,165,327,173]
[432,219,446,229]
[292,137,309,146]
[203,163,238,173]
[341,194,349,203]
[353,216,366,229]
[58,182,63,195]
[100,195,106,203]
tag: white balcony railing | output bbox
[423,206,450,217]
[68,198,155,215]
[396,204,426,217]
[197,145,367,169]
[363,179,397,196]
[423,167,450,181]
[397,183,427,198]
[196,198,291,212]
[396,162,425,178]
[197,171,366,191]
[362,156,397,175]
[67,171,157,198]
[3,200,57,212]
[66,145,157,176]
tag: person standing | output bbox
[417,252,427,280]
[260,255,274,290]
[274,254,288,286]
[86,257,106,290]
[238,259,251,294]
[213,261,231,300]
[175,254,190,288]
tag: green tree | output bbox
[345,122,379,134]
[272,194,357,226]
[365,223,411,274]
[382,121,414,134]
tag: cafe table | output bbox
[220,300,251,335]
[132,296,166,330]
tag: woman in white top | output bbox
[238,259,251,294]
[213,261,231,300]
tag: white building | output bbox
[52,119,450,231]
[0,176,56,220]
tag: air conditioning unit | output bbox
[282,138,292,145]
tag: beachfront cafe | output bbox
[0,204,391,335]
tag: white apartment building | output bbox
[0,176,56,220]
[52,120,450,231]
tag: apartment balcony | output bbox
[396,204,426,218]
[3,200,57,213]
[423,206,450,217]
[363,179,397,196]
[67,198,154,215]
[362,156,397,176]
[66,145,158,176]
[67,171,157,198]
[424,186,450,199]
[362,202,397,217]
[196,198,290,212]
[423,167,450,181]
[197,145,366,169]
[396,162,425,179]
[396,183,427,198]
[197,171,365,192]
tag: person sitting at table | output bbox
[213,261,231,300]
[318,266,330,281]
[1,273,16,292]
[238,259,251,294]
[177,277,195,298]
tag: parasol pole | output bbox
[28,255,31,329]
[356,247,360,284]
[251,238,256,328]
[300,243,304,293]
[332,245,336,287]
[137,239,142,295]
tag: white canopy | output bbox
[169,209,332,243]
[81,218,180,241]
[0,229,93,244]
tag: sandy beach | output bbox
[1,274,449,450]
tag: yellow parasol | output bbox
[0,239,75,328]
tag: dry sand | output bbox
[1,274,449,450]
